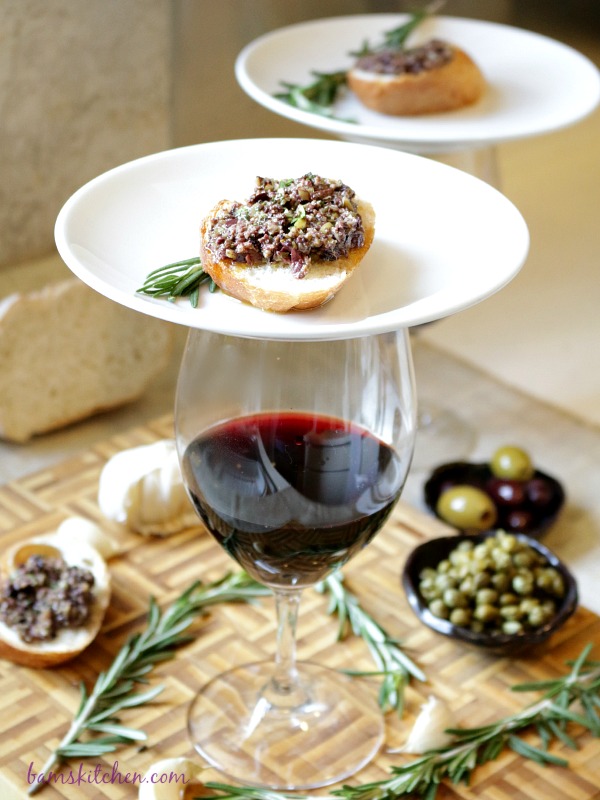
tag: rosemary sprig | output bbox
[333,644,600,799]
[137,256,217,307]
[275,71,351,121]
[199,644,600,800]
[318,572,426,715]
[274,6,439,119]
[29,572,270,795]
[350,9,430,57]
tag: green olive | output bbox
[490,445,535,480]
[436,485,497,532]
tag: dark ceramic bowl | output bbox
[402,532,578,656]
[424,461,565,540]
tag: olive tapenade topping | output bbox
[205,173,365,279]
[0,554,95,643]
[354,39,453,76]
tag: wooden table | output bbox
[0,414,599,798]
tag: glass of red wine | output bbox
[175,327,416,790]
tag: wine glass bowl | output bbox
[175,328,416,789]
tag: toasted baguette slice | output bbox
[0,532,110,667]
[0,278,173,442]
[348,45,485,116]
[200,198,375,313]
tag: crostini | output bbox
[200,173,375,312]
[347,39,485,116]
[0,523,111,667]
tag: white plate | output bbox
[55,138,529,341]
[236,15,600,151]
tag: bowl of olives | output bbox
[424,445,565,539]
[402,530,578,655]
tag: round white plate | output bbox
[55,138,529,341]
[236,15,600,151]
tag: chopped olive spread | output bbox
[354,39,453,76]
[0,555,95,643]
[204,173,365,278]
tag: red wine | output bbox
[183,412,405,587]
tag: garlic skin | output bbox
[390,695,455,754]
[98,440,198,536]
[138,757,203,800]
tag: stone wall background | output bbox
[1,0,597,272]
[0,0,171,269]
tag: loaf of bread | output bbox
[0,278,173,442]
[200,175,375,313]
[348,40,485,116]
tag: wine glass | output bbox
[409,145,501,471]
[175,327,416,790]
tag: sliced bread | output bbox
[0,278,173,442]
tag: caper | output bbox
[429,599,449,619]
[436,485,497,532]
[417,530,564,638]
[528,605,551,627]
[474,603,499,623]
[491,572,511,593]
[476,588,498,606]
[491,548,512,571]
[498,532,518,552]
[434,573,457,592]
[499,592,520,606]
[499,604,522,621]
[443,588,469,609]
[512,573,534,595]
[490,445,535,481]
[450,608,472,627]
[473,543,490,560]
[513,550,536,568]
[502,620,524,635]
[519,597,540,615]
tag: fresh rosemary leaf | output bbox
[275,70,351,121]
[349,10,429,56]
[28,572,270,796]
[86,722,147,740]
[137,256,212,306]
[273,5,440,120]
[318,572,426,714]
[196,644,600,800]
[507,734,569,767]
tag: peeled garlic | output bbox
[138,757,203,800]
[98,440,198,536]
[390,695,455,754]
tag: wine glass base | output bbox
[187,660,384,790]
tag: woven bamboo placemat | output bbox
[0,414,598,799]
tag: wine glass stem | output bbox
[270,587,303,701]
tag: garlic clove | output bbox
[54,516,121,560]
[98,440,198,536]
[138,757,204,800]
[389,695,455,754]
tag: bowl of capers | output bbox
[402,530,578,655]
[424,445,565,539]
